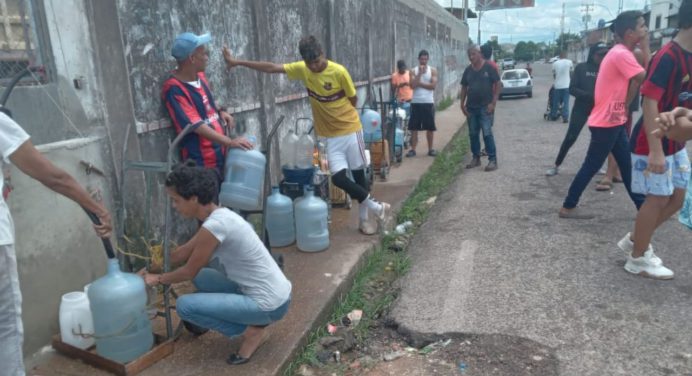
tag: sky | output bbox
[434,0,648,44]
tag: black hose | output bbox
[0,66,42,107]
[83,208,116,259]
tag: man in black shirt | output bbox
[546,43,609,176]
[460,45,501,171]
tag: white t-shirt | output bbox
[552,59,573,89]
[0,112,29,245]
[202,207,292,311]
[411,66,435,104]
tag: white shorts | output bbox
[631,149,691,196]
[325,130,367,174]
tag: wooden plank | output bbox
[52,335,175,376]
[52,336,126,376]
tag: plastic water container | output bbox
[88,259,153,363]
[219,136,266,211]
[266,186,295,247]
[395,127,404,149]
[295,132,314,169]
[360,109,382,142]
[295,186,330,252]
[280,129,299,169]
[59,291,95,350]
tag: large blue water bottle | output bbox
[295,186,329,252]
[219,136,266,211]
[266,186,295,247]
[360,109,382,143]
[87,259,153,363]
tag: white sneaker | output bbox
[375,202,391,233]
[359,217,377,235]
[624,253,674,280]
[617,232,661,266]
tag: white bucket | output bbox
[59,291,95,349]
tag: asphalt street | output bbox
[390,62,692,376]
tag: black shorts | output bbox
[408,103,436,131]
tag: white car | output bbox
[548,56,559,63]
[499,69,532,98]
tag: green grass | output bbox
[283,122,469,375]
[436,95,454,111]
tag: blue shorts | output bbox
[631,149,691,196]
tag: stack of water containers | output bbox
[360,109,382,143]
[219,136,266,211]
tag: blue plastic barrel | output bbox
[360,109,382,142]
[219,141,266,211]
[87,259,153,363]
[295,186,329,252]
[266,187,295,247]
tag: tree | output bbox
[513,41,539,62]
[554,32,581,52]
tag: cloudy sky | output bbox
[434,0,648,44]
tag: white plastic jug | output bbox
[266,186,295,247]
[295,132,314,169]
[88,259,153,363]
[219,136,266,211]
[59,291,95,350]
[295,186,330,252]
[280,129,299,169]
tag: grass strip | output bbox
[284,124,469,375]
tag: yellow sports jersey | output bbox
[283,60,361,137]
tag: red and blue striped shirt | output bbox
[161,72,226,172]
[631,41,692,156]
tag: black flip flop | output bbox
[227,353,250,365]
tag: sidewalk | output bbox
[28,102,466,376]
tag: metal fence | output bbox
[0,0,34,83]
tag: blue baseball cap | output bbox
[171,32,211,60]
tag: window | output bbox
[655,15,662,30]
[0,0,39,84]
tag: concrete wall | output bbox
[9,0,467,358]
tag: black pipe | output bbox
[83,208,116,259]
[0,66,43,107]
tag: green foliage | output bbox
[436,96,453,111]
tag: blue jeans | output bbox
[176,268,291,338]
[563,125,644,209]
[467,106,497,161]
[550,88,570,120]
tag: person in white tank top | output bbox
[407,50,438,157]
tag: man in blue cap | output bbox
[162,32,252,182]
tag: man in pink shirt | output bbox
[559,10,649,219]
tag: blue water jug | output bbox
[87,259,153,363]
[219,137,266,211]
[395,127,404,149]
[295,186,329,252]
[360,109,382,143]
[266,186,295,247]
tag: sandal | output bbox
[595,179,613,191]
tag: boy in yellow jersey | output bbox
[223,36,390,235]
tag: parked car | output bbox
[499,69,532,98]
[501,58,515,70]
[548,56,559,63]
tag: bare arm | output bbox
[9,140,111,237]
[625,71,646,108]
[194,122,252,150]
[459,86,468,116]
[146,227,218,285]
[223,47,285,73]
[655,107,692,142]
[413,68,438,90]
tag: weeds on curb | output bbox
[284,124,469,375]
[436,95,454,111]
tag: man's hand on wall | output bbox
[222,46,238,69]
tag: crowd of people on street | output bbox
[546,3,692,280]
[2,1,691,374]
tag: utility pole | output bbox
[581,1,594,32]
[617,0,624,14]
[477,10,483,45]
[560,2,566,51]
